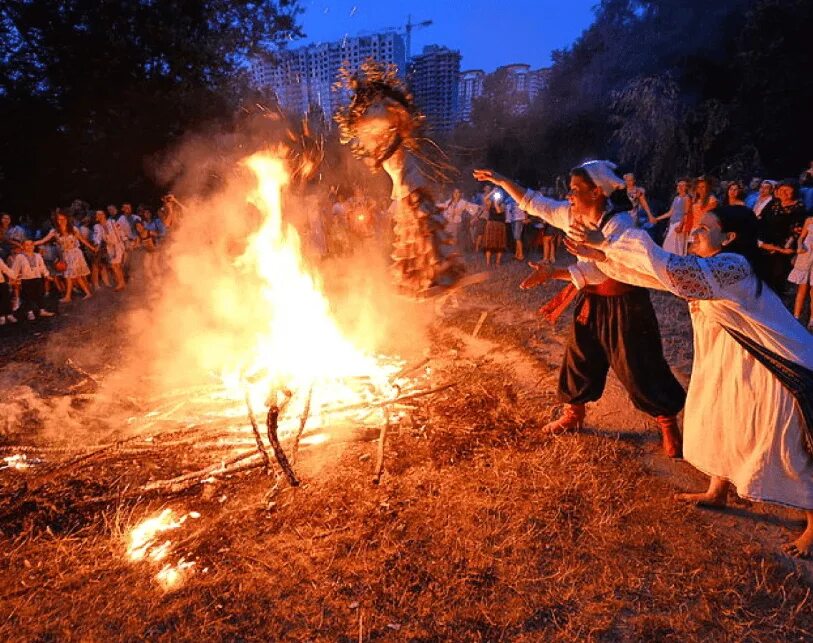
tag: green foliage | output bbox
[0,0,302,215]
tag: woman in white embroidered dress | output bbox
[569,205,813,557]
[92,210,126,291]
[655,178,692,255]
[35,211,94,302]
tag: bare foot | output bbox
[114,286,124,292]
[783,527,813,559]
[83,293,92,300]
[674,491,728,508]
[59,297,71,303]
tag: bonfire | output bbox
[0,151,458,591]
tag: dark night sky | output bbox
[294,0,597,71]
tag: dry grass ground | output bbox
[1,256,812,641]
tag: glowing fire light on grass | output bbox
[1,454,38,471]
[126,508,201,591]
[127,508,200,562]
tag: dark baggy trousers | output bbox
[20,278,46,315]
[0,282,10,316]
[558,287,686,417]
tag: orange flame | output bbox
[219,153,397,428]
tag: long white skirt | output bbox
[684,310,813,509]
[662,222,687,256]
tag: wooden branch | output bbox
[373,406,390,485]
[472,311,489,338]
[245,392,271,471]
[320,381,458,416]
[266,404,299,487]
[394,357,430,380]
[142,450,262,492]
[291,385,313,464]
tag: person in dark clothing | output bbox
[758,181,807,295]
[473,161,686,457]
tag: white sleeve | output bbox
[0,257,15,281]
[603,229,751,300]
[518,190,571,231]
[568,261,609,289]
[36,255,49,278]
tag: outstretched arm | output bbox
[571,223,750,300]
[33,229,55,246]
[472,169,528,205]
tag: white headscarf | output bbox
[579,160,624,197]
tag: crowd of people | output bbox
[434,164,813,322]
[0,196,183,327]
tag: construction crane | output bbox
[404,15,432,61]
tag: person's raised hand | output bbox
[563,237,607,262]
[568,219,605,247]
[519,261,553,290]
[472,168,506,186]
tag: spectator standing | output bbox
[744,177,762,209]
[133,220,159,281]
[685,176,718,234]
[752,180,776,219]
[0,254,17,325]
[758,181,807,294]
[35,211,94,302]
[788,215,813,326]
[724,180,747,207]
[10,240,55,320]
[93,210,126,291]
[624,173,655,227]
[438,188,479,254]
[657,178,692,255]
[505,197,527,261]
[481,191,507,268]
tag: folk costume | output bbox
[38,229,90,279]
[0,256,16,322]
[335,61,465,296]
[520,161,685,447]
[10,251,52,319]
[662,194,690,256]
[598,226,813,510]
[758,199,806,294]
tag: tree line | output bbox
[448,0,813,200]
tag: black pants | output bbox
[0,282,10,316]
[20,278,45,315]
[558,288,686,417]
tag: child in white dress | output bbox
[788,216,813,327]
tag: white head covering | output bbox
[579,160,624,197]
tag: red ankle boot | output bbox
[542,403,585,434]
[656,415,682,458]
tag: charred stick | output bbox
[472,311,489,338]
[266,405,299,487]
[321,381,458,416]
[142,450,263,492]
[291,385,313,464]
[373,406,390,485]
[394,357,430,380]
[245,392,271,471]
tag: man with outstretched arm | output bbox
[473,161,686,457]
